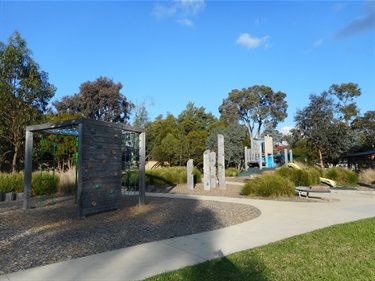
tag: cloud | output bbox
[236,33,270,49]
[314,39,323,47]
[280,126,294,135]
[177,18,193,26]
[152,0,206,26]
[335,1,375,38]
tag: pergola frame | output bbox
[23,118,146,217]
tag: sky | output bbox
[1,0,374,134]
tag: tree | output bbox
[328,82,361,125]
[0,31,56,173]
[205,122,246,168]
[53,76,133,123]
[219,85,288,139]
[293,92,355,168]
[352,110,375,150]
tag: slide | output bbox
[287,163,301,170]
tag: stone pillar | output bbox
[289,149,293,163]
[284,148,288,165]
[187,159,194,190]
[218,134,226,189]
[203,150,211,190]
[244,146,248,171]
[210,151,217,188]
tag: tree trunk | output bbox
[12,143,18,174]
[318,148,324,169]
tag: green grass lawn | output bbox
[145,217,375,281]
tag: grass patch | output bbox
[146,217,375,281]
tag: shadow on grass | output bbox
[151,250,268,281]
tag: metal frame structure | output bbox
[23,118,146,217]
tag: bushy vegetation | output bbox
[324,167,358,186]
[241,174,295,197]
[146,167,202,187]
[225,168,239,177]
[358,168,375,185]
[31,172,59,196]
[0,173,24,193]
[276,166,320,186]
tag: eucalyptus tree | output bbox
[219,85,288,139]
[53,76,134,123]
[293,92,355,168]
[0,31,56,172]
[205,122,246,168]
[328,82,361,125]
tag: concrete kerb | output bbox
[1,191,374,281]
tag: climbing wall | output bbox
[79,122,122,217]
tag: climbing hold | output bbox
[102,159,107,165]
[95,184,100,189]
[97,144,102,149]
[111,149,116,155]
[91,200,97,206]
[90,129,96,135]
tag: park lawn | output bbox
[146,217,375,281]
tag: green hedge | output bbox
[241,174,295,197]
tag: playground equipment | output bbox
[23,118,146,217]
[244,135,275,170]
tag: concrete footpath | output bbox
[1,190,374,281]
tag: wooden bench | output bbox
[296,186,331,202]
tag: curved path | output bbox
[1,190,374,281]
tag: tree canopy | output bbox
[0,31,56,172]
[219,85,288,139]
[53,76,134,123]
[293,91,358,168]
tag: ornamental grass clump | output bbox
[146,167,202,187]
[226,168,239,177]
[324,167,358,186]
[275,166,320,187]
[0,173,24,193]
[241,174,295,197]
[358,168,375,185]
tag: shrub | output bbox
[226,168,239,177]
[241,174,295,197]
[31,172,59,197]
[324,167,358,185]
[358,168,375,185]
[146,167,202,187]
[0,173,24,193]
[276,166,320,186]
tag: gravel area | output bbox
[0,188,260,275]
[2,178,372,275]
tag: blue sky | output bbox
[1,0,374,134]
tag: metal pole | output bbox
[23,130,33,210]
[138,131,146,205]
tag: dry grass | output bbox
[358,168,375,185]
[56,166,77,195]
